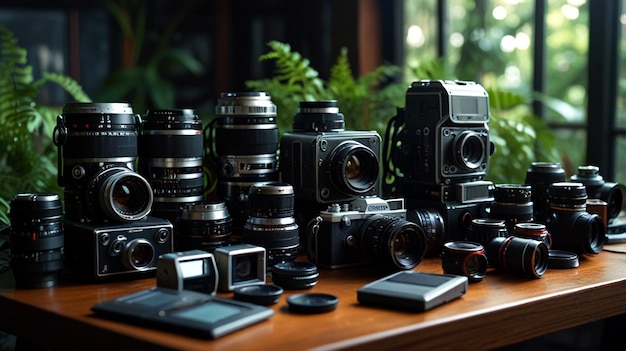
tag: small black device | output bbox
[91,287,274,339]
[214,244,266,292]
[357,270,468,311]
[156,250,218,295]
[64,216,173,279]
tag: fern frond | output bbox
[38,72,92,102]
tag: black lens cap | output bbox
[271,261,319,290]
[233,284,283,306]
[287,293,339,314]
[548,250,579,269]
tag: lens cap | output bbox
[548,250,579,269]
[271,261,319,290]
[287,293,339,314]
[233,284,283,306]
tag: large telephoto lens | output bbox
[176,201,233,252]
[489,184,533,233]
[139,109,204,223]
[54,102,152,222]
[525,162,566,224]
[9,193,64,288]
[356,215,428,270]
[242,182,299,268]
[570,165,625,221]
[547,182,605,255]
[214,92,279,232]
[486,236,549,279]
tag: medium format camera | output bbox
[64,217,173,279]
[8,193,65,288]
[308,196,427,270]
[156,249,218,295]
[280,100,382,204]
[138,109,205,224]
[393,80,493,187]
[53,102,153,223]
[211,92,280,232]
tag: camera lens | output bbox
[406,208,445,257]
[442,241,488,282]
[9,193,64,288]
[525,162,566,224]
[453,130,487,171]
[330,142,380,196]
[486,236,549,278]
[138,109,204,223]
[292,100,346,132]
[356,215,427,270]
[489,184,533,232]
[466,218,508,247]
[214,92,280,232]
[243,182,300,268]
[513,222,551,248]
[176,201,233,252]
[122,238,155,271]
[571,165,625,220]
[88,167,153,222]
[547,182,605,255]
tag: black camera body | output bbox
[397,80,492,186]
[280,130,381,204]
[64,216,174,279]
[280,100,382,205]
[310,197,427,270]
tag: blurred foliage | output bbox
[245,41,406,137]
[95,0,204,113]
[0,24,90,225]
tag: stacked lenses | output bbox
[9,193,64,288]
[570,165,625,221]
[53,102,152,223]
[242,182,299,268]
[139,109,204,223]
[214,92,280,231]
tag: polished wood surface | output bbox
[2,246,626,351]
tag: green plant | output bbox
[245,41,406,136]
[0,24,90,225]
[96,0,204,113]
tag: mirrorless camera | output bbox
[280,100,381,205]
[64,217,173,279]
[308,196,427,270]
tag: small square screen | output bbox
[172,301,240,324]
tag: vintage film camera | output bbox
[280,100,382,205]
[307,196,428,270]
[384,80,495,252]
[53,102,173,278]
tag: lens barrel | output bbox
[571,165,625,220]
[466,218,508,247]
[442,241,488,282]
[356,215,427,270]
[9,193,64,288]
[243,182,300,268]
[489,184,533,232]
[547,182,605,255]
[486,236,549,279]
[525,162,566,224]
[176,201,233,252]
[139,109,204,223]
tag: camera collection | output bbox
[4,80,626,336]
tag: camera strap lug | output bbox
[52,115,67,186]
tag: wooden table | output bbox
[2,246,626,351]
